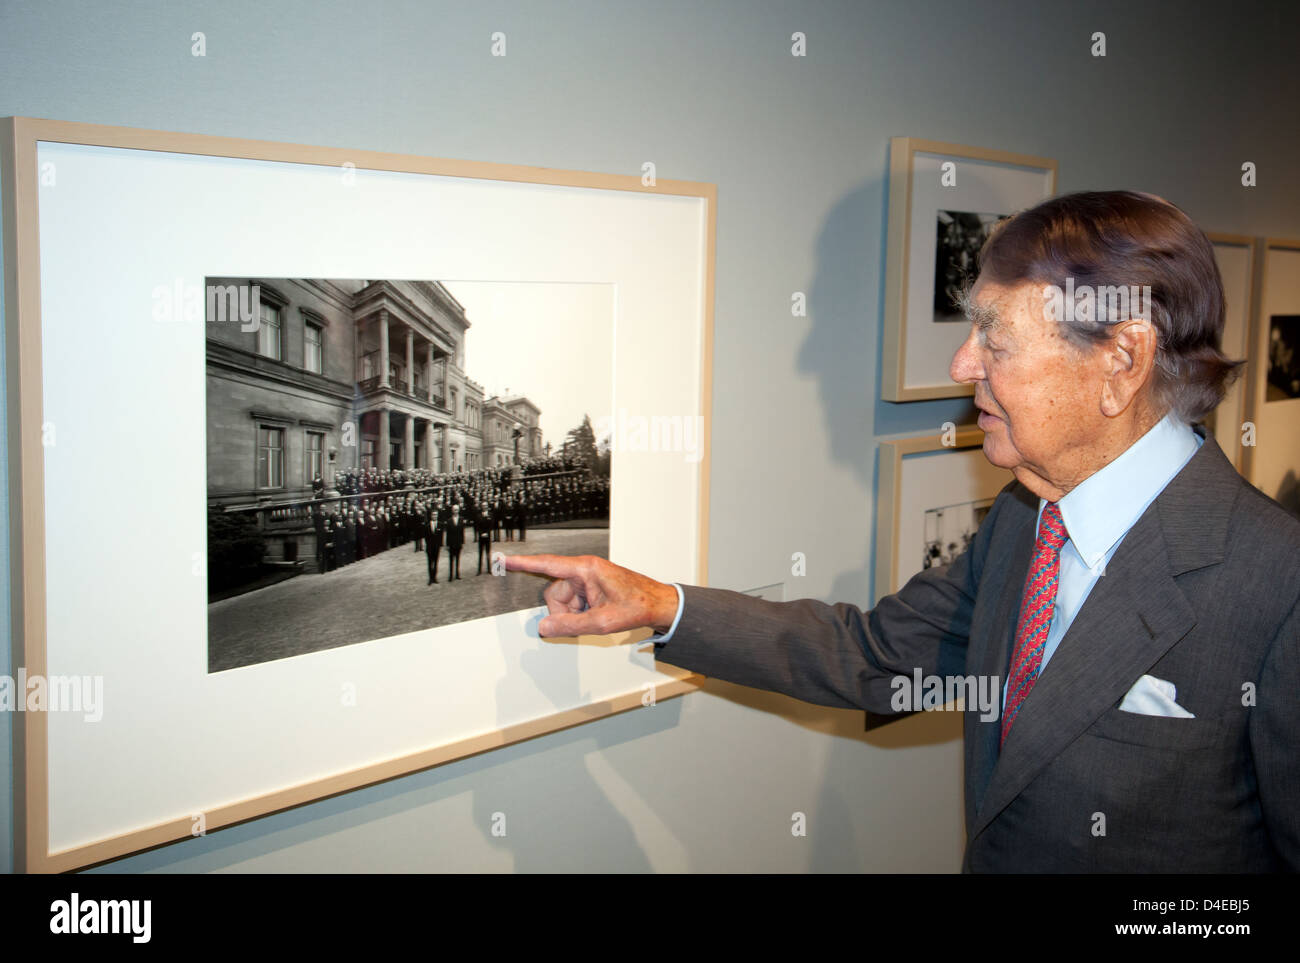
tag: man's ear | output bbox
[1099,319,1159,417]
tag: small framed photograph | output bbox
[1244,237,1300,514]
[882,138,1057,401]
[874,426,1012,602]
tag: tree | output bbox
[565,414,599,472]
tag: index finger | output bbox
[503,553,583,580]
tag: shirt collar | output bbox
[1048,413,1201,570]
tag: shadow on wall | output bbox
[478,606,693,871]
[796,178,878,489]
[802,176,966,868]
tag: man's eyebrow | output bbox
[956,287,1000,331]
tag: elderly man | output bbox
[507,191,1299,873]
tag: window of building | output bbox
[257,426,284,488]
[362,438,376,470]
[257,303,282,361]
[305,323,323,374]
[306,431,324,482]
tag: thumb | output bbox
[538,609,607,638]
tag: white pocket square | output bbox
[1119,674,1195,718]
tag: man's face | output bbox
[949,279,1107,494]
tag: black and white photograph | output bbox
[932,209,1010,321]
[1267,314,1300,401]
[205,278,614,672]
[922,497,994,569]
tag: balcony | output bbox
[358,375,408,395]
[356,376,446,411]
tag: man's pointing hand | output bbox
[503,554,678,638]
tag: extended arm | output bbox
[655,539,980,712]
[505,485,1013,714]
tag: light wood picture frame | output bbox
[1242,236,1300,509]
[882,137,1057,401]
[874,426,1012,604]
[1205,233,1258,473]
[1,116,715,872]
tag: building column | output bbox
[405,328,414,396]
[440,428,450,474]
[426,343,436,404]
[378,407,391,469]
[425,420,436,469]
[403,413,414,470]
[378,310,390,388]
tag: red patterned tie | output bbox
[1001,501,1068,747]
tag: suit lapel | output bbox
[968,508,1198,844]
[966,504,1034,817]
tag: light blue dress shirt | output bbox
[652,414,1203,710]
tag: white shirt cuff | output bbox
[645,583,685,644]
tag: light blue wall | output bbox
[2,0,1296,872]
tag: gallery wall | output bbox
[1,0,1296,873]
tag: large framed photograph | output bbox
[1205,233,1257,472]
[882,138,1056,401]
[874,426,1012,602]
[2,117,714,871]
[1244,237,1300,516]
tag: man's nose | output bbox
[950,327,983,384]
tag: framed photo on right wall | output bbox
[1245,237,1300,516]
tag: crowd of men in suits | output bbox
[323,453,590,498]
[309,462,610,584]
[329,464,512,497]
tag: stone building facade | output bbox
[206,278,539,511]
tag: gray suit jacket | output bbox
[656,430,1300,871]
